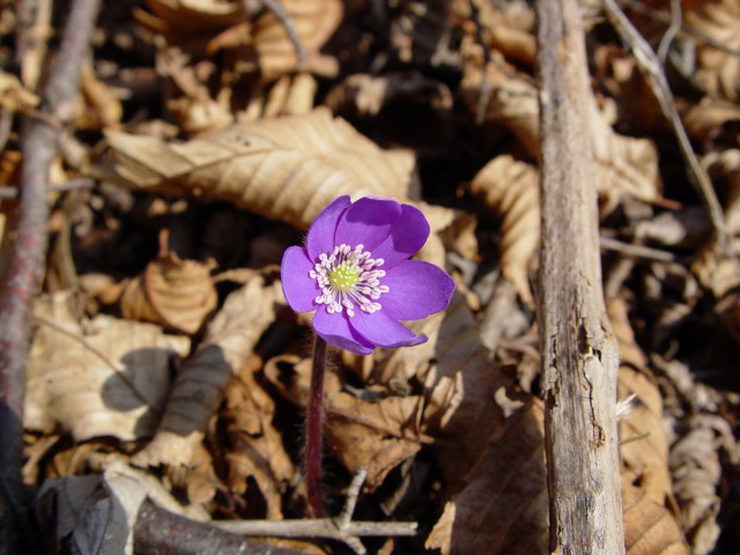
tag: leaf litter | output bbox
[2,0,738,552]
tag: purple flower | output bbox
[281,196,456,355]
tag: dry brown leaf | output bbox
[683,97,740,144]
[205,0,342,78]
[102,108,415,228]
[141,0,243,36]
[133,275,278,468]
[259,72,317,118]
[26,292,190,442]
[470,155,539,304]
[0,68,40,112]
[669,415,736,555]
[685,0,740,102]
[609,297,689,554]
[119,247,218,335]
[76,62,123,130]
[264,355,422,491]
[222,355,295,519]
[460,56,662,210]
[622,469,690,555]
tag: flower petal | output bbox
[348,309,428,348]
[306,195,351,260]
[313,308,375,355]
[369,203,430,269]
[334,197,402,252]
[380,260,455,321]
[280,246,320,312]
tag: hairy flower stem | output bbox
[305,335,327,517]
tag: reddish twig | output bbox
[305,335,327,517]
[0,0,100,551]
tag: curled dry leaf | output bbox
[26,292,190,443]
[670,416,735,555]
[133,276,278,468]
[684,0,740,102]
[683,97,740,144]
[207,0,343,78]
[608,298,688,554]
[460,57,662,210]
[222,355,295,519]
[264,355,422,491]
[0,68,40,112]
[470,155,539,304]
[139,0,243,37]
[102,108,414,229]
[119,249,218,335]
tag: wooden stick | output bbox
[0,0,100,552]
[535,1,625,553]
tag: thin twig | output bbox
[0,0,100,551]
[0,177,95,199]
[620,0,740,58]
[212,519,417,539]
[656,0,682,63]
[602,0,730,252]
[600,236,676,262]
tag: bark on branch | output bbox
[0,0,100,552]
[535,0,625,553]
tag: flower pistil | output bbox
[309,243,388,317]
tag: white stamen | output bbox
[309,244,389,317]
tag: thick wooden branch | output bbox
[0,0,100,552]
[534,0,625,553]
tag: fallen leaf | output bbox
[102,108,415,229]
[133,275,278,467]
[470,155,539,304]
[26,292,190,442]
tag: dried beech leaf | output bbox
[133,276,278,467]
[622,469,689,555]
[142,0,243,35]
[609,298,689,554]
[119,251,217,335]
[102,108,414,228]
[26,292,190,442]
[470,155,539,304]
[669,416,734,555]
[222,356,295,519]
[685,0,740,102]
[249,0,342,78]
[461,59,662,209]
[683,97,740,143]
[0,68,40,112]
[264,356,422,491]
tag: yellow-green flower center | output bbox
[328,261,361,292]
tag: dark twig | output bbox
[0,0,100,551]
[305,335,327,517]
[603,0,730,252]
[656,0,682,63]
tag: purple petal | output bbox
[313,308,375,355]
[281,246,320,312]
[306,196,351,260]
[369,204,430,269]
[334,197,402,252]
[380,260,455,321]
[348,309,428,349]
